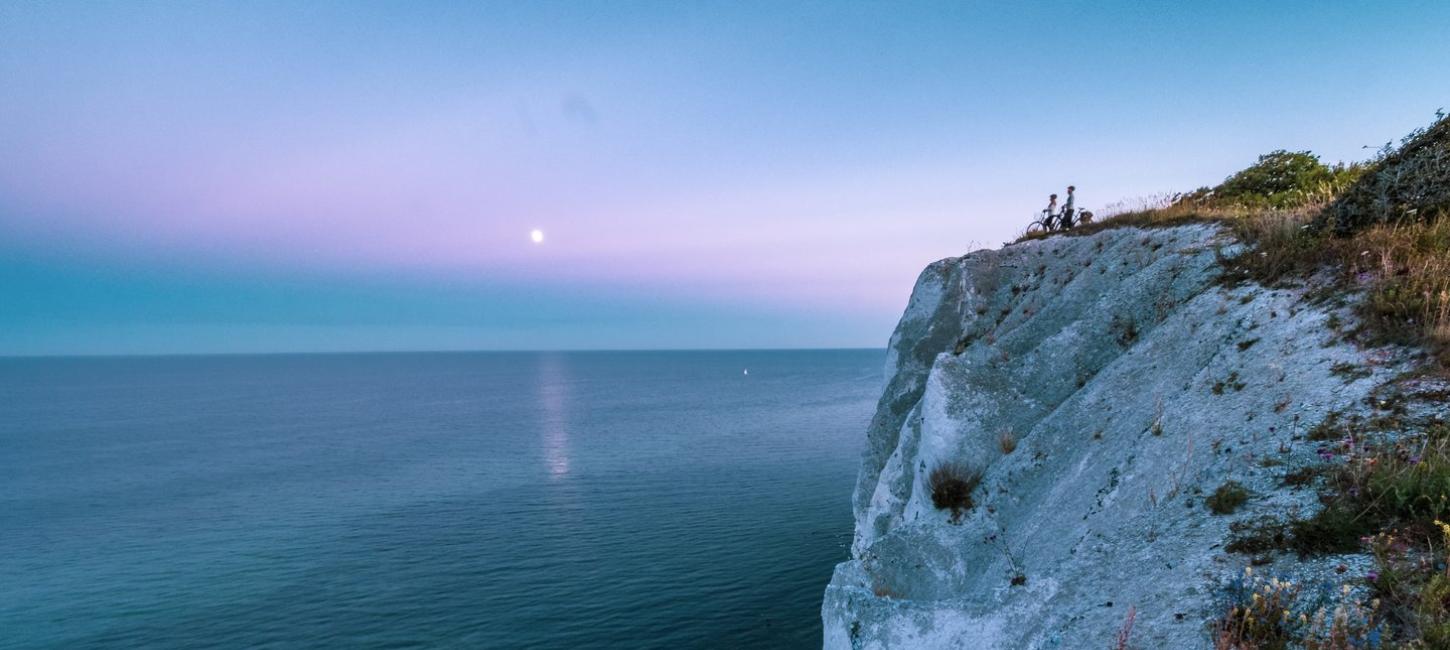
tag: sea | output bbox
[0,350,883,649]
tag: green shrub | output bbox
[1190,150,1355,211]
[1420,573,1450,647]
[1282,438,1450,558]
[1361,444,1450,522]
[1323,111,1450,234]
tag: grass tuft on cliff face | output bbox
[1206,481,1251,515]
[926,461,982,524]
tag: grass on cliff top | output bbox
[1018,113,1450,368]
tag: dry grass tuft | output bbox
[926,461,983,524]
[998,430,1018,455]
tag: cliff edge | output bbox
[822,223,1431,648]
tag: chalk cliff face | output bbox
[823,225,1406,648]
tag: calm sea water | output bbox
[0,350,882,649]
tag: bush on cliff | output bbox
[1185,149,1362,211]
[926,461,982,524]
[1322,111,1450,234]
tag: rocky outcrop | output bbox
[824,224,1408,648]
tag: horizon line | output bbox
[0,346,889,361]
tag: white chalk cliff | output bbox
[822,224,1409,648]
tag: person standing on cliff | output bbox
[1044,194,1058,229]
[1061,186,1077,229]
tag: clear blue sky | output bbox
[2,1,1447,355]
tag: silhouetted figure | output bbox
[1061,185,1077,229]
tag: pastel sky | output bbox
[3,1,1448,355]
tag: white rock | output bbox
[824,224,1404,649]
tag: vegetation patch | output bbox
[1332,362,1374,382]
[1226,416,1450,561]
[1285,504,1373,556]
[1322,111,1450,234]
[1206,481,1252,515]
[1212,371,1247,395]
[1226,518,1289,555]
[1307,411,1348,441]
[1367,524,1450,647]
[1269,435,1450,559]
[927,461,983,524]
[1281,466,1323,488]
[1346,439,1450,524]
[1112,314,1140,347]
[1209,568,1383,650]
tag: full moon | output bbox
[530,229,544,244]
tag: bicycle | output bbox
[1026,210,1059,235]
[1027,208,1095,235]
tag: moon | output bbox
[530,229,544,244]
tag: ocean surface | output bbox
[0,350,883,649]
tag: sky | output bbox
[2,1,1448,355]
